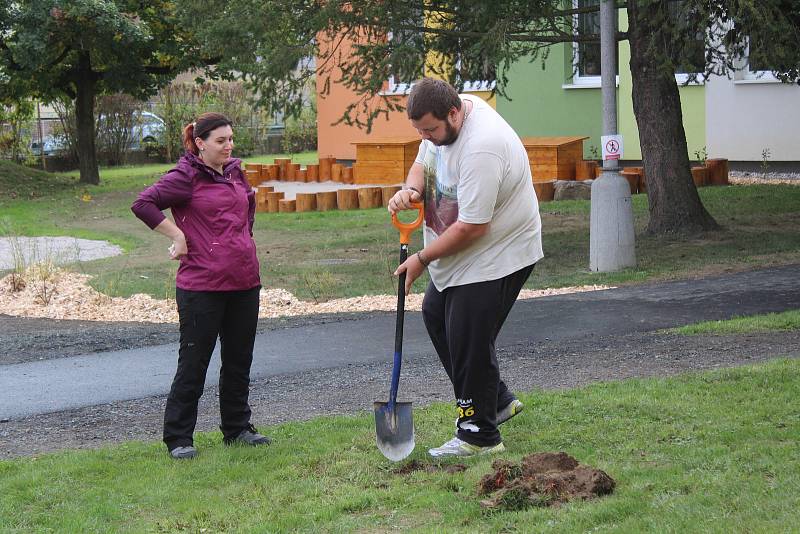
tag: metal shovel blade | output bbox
[374,401,415,462]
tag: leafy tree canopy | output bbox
[0,0,208,102]
[186,0,799,129]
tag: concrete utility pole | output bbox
[589,0,636,272]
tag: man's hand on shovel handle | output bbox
[388,188,422,214]
[394,252,427,295]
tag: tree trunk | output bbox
[627,1,718,235]
[75,53,100,185]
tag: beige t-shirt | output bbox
[417,95,543,290]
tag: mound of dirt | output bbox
[477,452,615,510]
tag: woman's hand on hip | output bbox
[169,235,188,260]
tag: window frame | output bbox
[668,1,706,84]
[571,0,604,87]
[739,37,781,84]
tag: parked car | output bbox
[29,135,67,156]
[29,111,165,155]
[129,111,165,149]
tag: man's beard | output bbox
[433,121,459,146]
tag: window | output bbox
[571,0,618,86]
[384,32,496,94]
[385,9,426,94]
[453,51,496,92]
[668,1,705,79]
[746,29,778,75]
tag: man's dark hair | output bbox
[406,78,462,121]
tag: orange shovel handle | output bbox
[391,201,424,245]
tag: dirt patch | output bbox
[393,460,468,475]
[477,452,615,510]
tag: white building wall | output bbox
[706,75,800,161]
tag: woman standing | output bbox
[132,112,269,459]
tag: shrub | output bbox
[155,82,270,160]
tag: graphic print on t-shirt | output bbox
[422,144,459,236]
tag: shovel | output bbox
[374,201,424,461]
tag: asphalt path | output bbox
[1,264,798,420]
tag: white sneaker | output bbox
[428,437,505,458]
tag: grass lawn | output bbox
[669,309,800,336]
[0,358,798,532]
[1,158,799,300]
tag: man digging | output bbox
[388,78,543,457]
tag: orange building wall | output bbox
[316,88,415,161]
[316,37,496,161]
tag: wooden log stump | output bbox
[331,163,343,182]
[341,166,354,184]
[258,185,275,193]
[691,166,708,187]
[532,181,555,202]
[381,186,402,207]
[319,156,335,181]
[267,164,280,181]
[266,191,285,213]
[245,169,260,187]
[630,166,645,193]
[274,158,291,180]
[295,169,308,183]
[278,199,296,212]
[245,163,260,175]
[620,169,640,194]
[257,164,269,184]
[295,193,317,212]
[316,191,338,211]
[576,160,599,181]
[287,163,301,181]
[706,158,729,186]
[336,189,359,210]
[358,187,383,209]
[255,188,269,212]
[306,164,319,182]
[594,165,604,179]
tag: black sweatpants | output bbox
[422,264,534,447]
[163,286,260,450]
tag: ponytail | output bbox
[182,123,198,154]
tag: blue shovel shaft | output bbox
[388,244,408,412]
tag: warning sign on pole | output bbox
[601,135,623,161]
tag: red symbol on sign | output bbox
[605,139,621,160]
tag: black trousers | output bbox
[163,286,260,450]
[422,264,534,447]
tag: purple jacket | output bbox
[131,152,261,292]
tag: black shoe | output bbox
[496,399,524,425]
[226,425,271,446]
[169,445,198,459]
